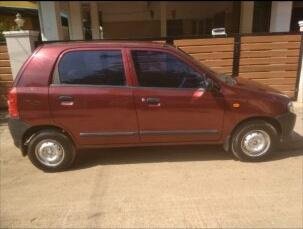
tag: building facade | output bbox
[37,1,303,41]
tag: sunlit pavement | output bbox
[0,105,302,228]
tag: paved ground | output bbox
[0,105,302,228]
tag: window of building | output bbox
[214,11,226,28]
[192,20,197,35]
[58,50,125,86]
[198,20,205,35]
[290,1,303,32]
[81,3,92,40]
[252,1,272,32]
[167,19,183,37]
[60,15,68,27]
[131,50,206,88]
[60,13,70,40]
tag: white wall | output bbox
[270,1,293,32]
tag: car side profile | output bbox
[7,41,296,171]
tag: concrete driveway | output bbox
[0,105,302,228]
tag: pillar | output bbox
[3,30,39,79]
[38,1,63,41]
[239,1,254,33]
[69,1,84,40]
[90,1,100,40]
[270,1,293,32]
[160,1,167,37]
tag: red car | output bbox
[7,41,296,171]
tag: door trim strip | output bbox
[80,131,138,137]
[140,129,219,136]
[80,129,219,137]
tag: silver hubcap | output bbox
[35,139,65,167]
[241,130,271,157]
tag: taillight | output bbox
[7,87,19,118]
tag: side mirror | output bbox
[212,82,221,95]
[205,78,221,95]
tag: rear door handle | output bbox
[58,95,74,106]
[142,97,161,107]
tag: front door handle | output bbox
[58,95,73,101]
[58,95,74,106]
[142,97,161,107]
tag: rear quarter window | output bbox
[57,50,126,86]
[17,47,58,87]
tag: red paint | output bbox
[11,41,292,149]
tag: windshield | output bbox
[175,46,237,86]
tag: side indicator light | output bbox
[233,103,240,108]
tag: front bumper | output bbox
[275,112,296,142]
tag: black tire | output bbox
[231,120,278,162]
[27,130,76,172]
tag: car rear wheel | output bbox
[27,130,76,172]
[231,120,278,161]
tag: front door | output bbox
[129,49,225,143]
[49,49,139,146]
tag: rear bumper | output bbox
[8,118,31,154]
[275,112,296,142]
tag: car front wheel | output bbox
[231,120,278,161]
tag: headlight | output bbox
[287,102,294,113]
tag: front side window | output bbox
[58,50,125,85]
[131,50,206,88]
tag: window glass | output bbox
[131,50,206,88]
[58,50,125,85]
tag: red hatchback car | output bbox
[8,41,296,171]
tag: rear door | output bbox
[128,48,225,143]
[49,48,139,146]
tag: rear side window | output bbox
[58,50,125,85]
[131,50,206,88]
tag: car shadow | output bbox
[275,131,303,159]
[71,131,303,171]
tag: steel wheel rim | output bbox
[35,139,65,167]
[241,130,271,157]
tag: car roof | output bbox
[40,40,172,49]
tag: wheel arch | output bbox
[21,125,76,156]
[224,116,282,152]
